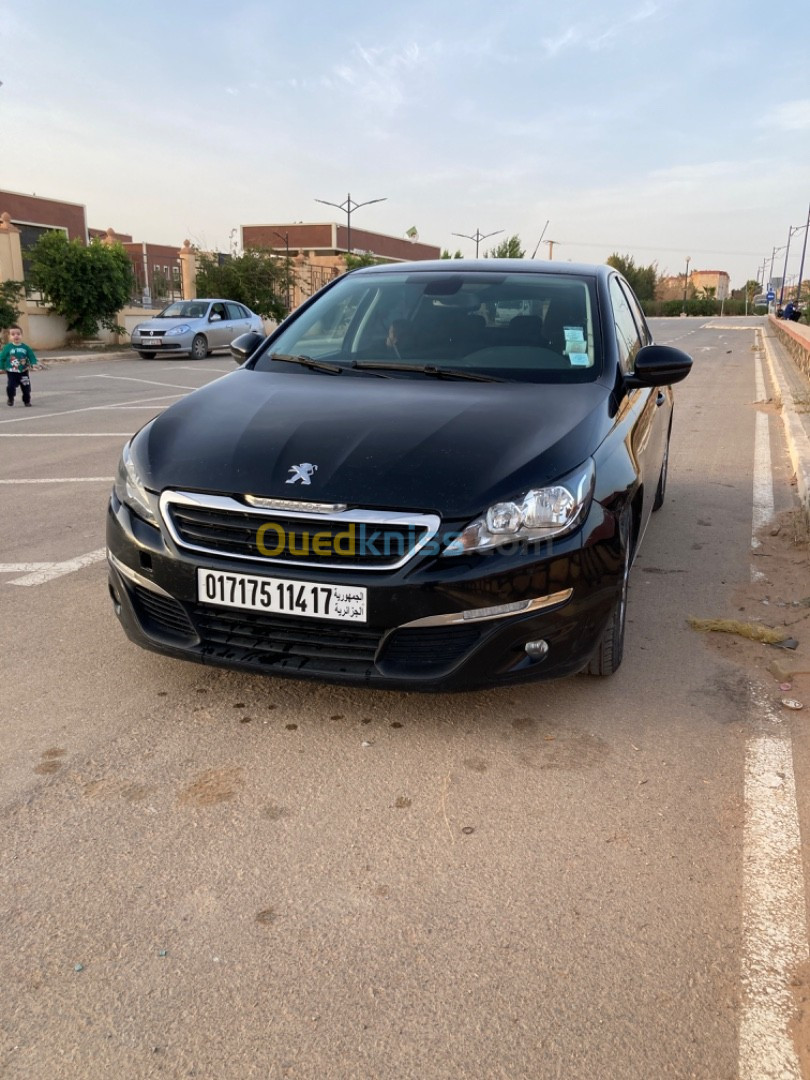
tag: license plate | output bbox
[144,337,162,346]
[197,568,367,622]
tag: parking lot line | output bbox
[5,548,107,586]
[0,477,111,484]
[0,433,133,438]
[79,374,199,390]
[0,392,184,425]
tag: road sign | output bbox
[766,290,775,302]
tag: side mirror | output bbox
[230,331,265,363]
[210,313,222,322]
[625,344,692,388]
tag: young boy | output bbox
[0,325,40,407]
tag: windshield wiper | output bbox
[269,353,343,374]
[352,361,502,382]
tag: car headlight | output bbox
[114,441,159,526]
[442,459,595,556]
[165,324,191,336]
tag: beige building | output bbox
[689,270,730,300]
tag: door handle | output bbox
[656,391,666,406]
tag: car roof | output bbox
[351,258,613,280]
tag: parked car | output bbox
[131,299,264,359]
[108,260,692,690]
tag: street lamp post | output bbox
[681,256,691,314]
[314,192,387,257]
[451,228,503,258]
[273,230,292,314]
[453,225,505,254]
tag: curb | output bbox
[761,328,810,524]
[38,351,131,366]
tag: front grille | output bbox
[166,503,431,570]
[132,584,197,639]
[191,606,382,675]
[379,625,482,671]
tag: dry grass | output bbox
[687,617,788,644]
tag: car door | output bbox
[226,302,252,344]
[205,302,230,349]
[608,276,668,523]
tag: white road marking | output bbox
[176,365,230,373]
[0,477,111,484]
[0,391,184,425]
[739,683,808,1080]
[4,548,107,586]
[738,359,808,1079]
[751,356,774,581]
[0,433,133,438]
[79,374,198,390]
[0,562,52,573]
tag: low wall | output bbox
[23,304,68,350]
[769,315,810,380]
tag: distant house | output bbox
[690,270,730,300]
[241,221,440,265]
[0,188,89,279]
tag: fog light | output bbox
[524,639,549,658]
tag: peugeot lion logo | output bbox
[286,462,318,486]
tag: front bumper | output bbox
[131,339,187,355]
[106,493,624,690]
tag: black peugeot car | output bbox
[107,260,691,690]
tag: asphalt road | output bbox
[0,319,805,1079]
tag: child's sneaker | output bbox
[6,400,12,407]
[24,402,32,407]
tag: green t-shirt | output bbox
[0,343,38,372]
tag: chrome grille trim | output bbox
[158,490,441,571]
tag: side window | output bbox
[210,303,226,320]
[226,303,244,320]
[618,280,652,346]
[609,277,641,373]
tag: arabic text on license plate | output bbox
[145,337,162,346]
[197,569,367,622]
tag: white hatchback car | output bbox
[131,299,264,360]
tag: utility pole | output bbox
[547,240,555,260]
[795,201,810,305]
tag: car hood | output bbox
[136,369,612,519]
[135,317,200,330]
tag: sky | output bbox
[1,0,809,289]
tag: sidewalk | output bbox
[37,345,132,364]
[761,319,810,522]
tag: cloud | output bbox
[540,2,660,57]
[768,99,810,131]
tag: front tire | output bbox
[191,334,208,360]
[137,351,156,359]
[587,513,632,676]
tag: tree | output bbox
[28,232,133,336]
[486,235,525,259]
[0,280,25,329]
[606,252,658,302]
[343,252,382,271]
[441,249,464,259]
[195,249,289,321]
[152,269,170,302]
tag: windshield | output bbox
[158,301,209,319]
[254,271,601,383]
